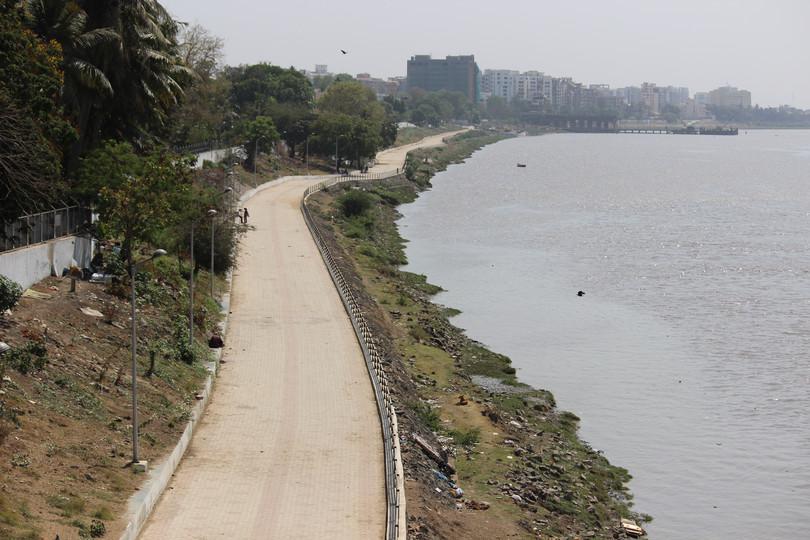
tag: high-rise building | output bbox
[659,86,690,108]
[481,70,553,105]
[707,86,752,108]
[406,55,481,102]
[481,69,519,101]
[641,82,660,114]
[694,92,710,106]
[517,71,553,104]
[553,77,576,110]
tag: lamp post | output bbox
[189,209,218,344]
[226,170,235,212]
[130,248,167,470]
[210,213,216,298]
[254,136,265,175]
[306,133,315,175]
[335,136,340,174]
[210,187,232,301]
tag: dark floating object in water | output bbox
[516,163,527,168]
[577,290,585,297]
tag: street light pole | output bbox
[210,211,216,299]
[254,136,265,176]
[189,208,220,344]
[189,222,195,343]
[211,188,232,300]
[130,248,167,469]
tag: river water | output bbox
[398,131,810,540]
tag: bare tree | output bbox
[178,24,224,80]
[0,94,64,222]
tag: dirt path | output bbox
[372,130,467,174]
[139,132,462,539]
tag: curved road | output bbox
[140,131,461,539]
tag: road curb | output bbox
[117,275,234,540]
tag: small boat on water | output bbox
[516,163,527,168]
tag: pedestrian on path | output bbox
[237,208,244,224]
[243,207,250,223]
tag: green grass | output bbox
[448,427,480,447]
[394,126,460,147]
[47,493,85,518]
[92,507,114,521]
[410,401,441,432]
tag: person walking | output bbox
[243,207,250,224]
[237,208,244,224]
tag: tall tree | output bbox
[167,24,230,146]
[240,116,280,171]
[315,81,397,164]
[59,0,193,153]
[0,0,74,221]
[177,23,223,80]
[226,63,313,116]
[24,0,118,122]
[81,140,194,260]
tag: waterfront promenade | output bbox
[139,132,460,539]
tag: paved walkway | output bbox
[139,131,462,539]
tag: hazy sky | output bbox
[162,0,809,108]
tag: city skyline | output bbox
[161,0,809,109]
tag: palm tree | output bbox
[25,0,118,161]
[27,0,193,154]
[80,0,193,146]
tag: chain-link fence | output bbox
[1,206,91,253]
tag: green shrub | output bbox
[343,214,374,239]
[411,402,441,431]
[169,316,208,365]
[4,341,48,374]
[0,275,22,312]
[47,493,85,517]
[449,428,480,448]
[338,190,373,217]
[88,519,106,538]
[93,507,113,521]
[191,219,239,274]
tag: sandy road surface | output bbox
[371,130,467,174]
[139,131,463,539]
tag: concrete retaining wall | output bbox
[0,236,93,289]
[194,147,245,169]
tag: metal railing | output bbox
[173,140,218,154]
[1,206,91,253]
[301,169,405,540]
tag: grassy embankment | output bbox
[394,126,464,147]
[308,130,647,539]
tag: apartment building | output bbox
[406,55,481,102]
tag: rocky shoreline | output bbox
[306,130,649,539]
